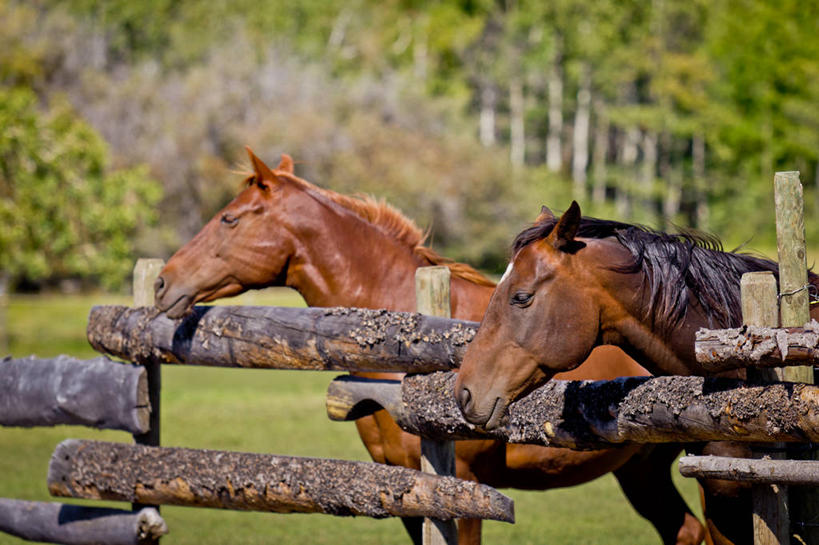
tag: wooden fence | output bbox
[3,172,818,545]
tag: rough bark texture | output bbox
[0,355,149,434]
[87,305,477,372]
[0,499,166,545]
[696,320,819,372]
[48,440,513,523]
[327,373,819,449]
[679,456,819,486]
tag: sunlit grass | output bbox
[1,290,703,544]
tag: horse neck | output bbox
[593,243,708,376]
[284,202,429,313]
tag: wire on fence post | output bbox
[415,266,458,545]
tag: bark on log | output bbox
[0,355,149,434]
[0,499,167,545]
[327,373,819,449]
[47,440,513,523]
[695,320,819,372]
[87,306,477,373]
[679,455,819,486]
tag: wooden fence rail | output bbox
[0,499,167,545]
[47,440,514,523]
[0,355,149,434]
[679,456,819,486]
[327,373,819,449]
[87,305,477,373]
[696,321,819,371]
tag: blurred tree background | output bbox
[1,0,817,291]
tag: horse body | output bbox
[456,201,816,545]
[155,151,704,545]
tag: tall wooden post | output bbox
[774,171,818,544]
[132,258,164,513]
[742,272,789,545]
[415,266,457,545]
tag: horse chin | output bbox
[162,294,195,319]
[482,396,509,431]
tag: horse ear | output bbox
[277,154,294,174]
[535,205,556,223]
[549,201,583,252]
[245,146,276,182]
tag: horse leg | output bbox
[614,444,705,545]
[692,442,753,545]
[457,519,481,545]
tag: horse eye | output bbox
[221,213,239,227]
[510,292,534,307]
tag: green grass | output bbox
[0,290,703,544]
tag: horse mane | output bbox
[245,170,496,288]
[513,215,802,330]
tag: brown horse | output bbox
[455,201,819,545]
[154,150,704,545]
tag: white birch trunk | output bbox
[546,49,564,172]
[572,66,591,198]
[509,77,525,168]
[693,133,708,229]
[479,84,496,148]
[591,99,609,204]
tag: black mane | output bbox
[514,216,792,329]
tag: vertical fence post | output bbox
[742,272,788,545]
[132,258,164,513]
[774,171,819,544]
[415,266,458,545]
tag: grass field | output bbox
[0,290,703,544]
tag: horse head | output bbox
[155,148,298,318]
[454,201,616,429]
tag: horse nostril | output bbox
[457,385,472,413]
[154,276,166,296]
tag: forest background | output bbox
[1,0,818,293]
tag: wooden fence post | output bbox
[415,266,458,545]
[132,258,164,514]
[742,272,788,545]
[774,171,819,544]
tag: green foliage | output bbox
[0,86,161,289]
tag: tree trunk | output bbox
[0,272,7,356]
[572,65,592,198]
[87,305,478,373]
[591,99,609,204]
[616,126,641,218]
[640,130,658,223]
[48,440,514,523]
[546,46,563,172]
[509,77,525,169]
[692,133,708,229]
[479,84,496,147]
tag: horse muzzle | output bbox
[455,383,508,431]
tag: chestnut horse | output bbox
[455,201,819,545]
[154,150,704,545]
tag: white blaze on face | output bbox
[499,261,514,285]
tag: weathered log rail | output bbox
[0,355,149,434]
[47,440,514,523]
[88,305,477,373]
[0,499,167,545]
[679,456,819,486]
[328,373,819,449]
[696,320,819,372]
